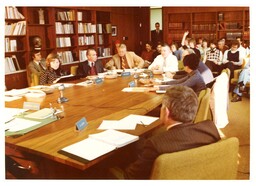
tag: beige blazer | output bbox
[105,51,144,69]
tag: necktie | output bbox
[90,62,96,75]
[121,57,126,69]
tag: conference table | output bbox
[5,74,164,179]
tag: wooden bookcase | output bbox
[163,7,250,46]
[4,7,113,90]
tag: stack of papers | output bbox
[5,118,41,132]
[60,129,139,161]
[98,114,159,130]
[24,108,54,119]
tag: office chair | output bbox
[150,137,239,180]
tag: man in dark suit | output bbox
[110,85,221,179]
[151,22,163,49]
[77,48,104,78]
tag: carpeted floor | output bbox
[220,93,250,179]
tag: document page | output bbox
[89,129,139,148]
[61,138,116,161]
[5,118,41,132]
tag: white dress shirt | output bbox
[148,53,178,72]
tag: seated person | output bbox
[77,48,104,78]
[152,53,206,96]
[27,50,46,83]
[231,59,250,102]
[172,48,214,86]
[223,39,243,80]
[148,43,178,73]
[170,42,182,60]
[140,41,155,67]
[152,42,162,60]
[203,40,223,76]
[109,85,221,179]
[105,44,144,70]
[39,53,64,85]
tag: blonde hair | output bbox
[45,53,61,67]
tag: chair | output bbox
[194,88,212,123]
[70,65,78,75]
[209,68,230,128]
[150,137,239,180]
[30,73,39,86]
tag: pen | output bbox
[140,121,147,127]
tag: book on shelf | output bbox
[5,21,26,35]
[5,6,25,19]
[5,38,17,52]
[5,55,21,74]
[77,12,82,21]
[59,129,139,161]
[57,51,74,64]
[79,50,87,62]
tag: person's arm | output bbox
[222,50,229,64]
[28,62,41,76]
[77,63,87,78]
[123,139,159,179]
[181,31,189,46]
[133,52,144,69]
[105,57,115,70]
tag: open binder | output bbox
[59,129,139,161]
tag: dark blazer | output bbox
[151,30,163,48]
[77,60,104,78]
[123,120,221,179]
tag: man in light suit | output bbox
[105,44,144,70]
[77,48,104,78]
[109,85,221,179]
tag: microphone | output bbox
[57,84,69,103]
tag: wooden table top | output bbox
[5,75,164,170]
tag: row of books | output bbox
[192,24,217,31]
[98,35,104,45]
[56,37,72,48]
[97,47,111,57]
[5,38,17,52]
[78,35,95,46]
[5,21,26,35]
[79,50,88,62]
[56,10,76,21]
[78,23,97,34]
[97,23,112,34]
[5,6,25,19]
[191,33,217,40]
[219,22,242,30]
[57,51,74,64]
[168,22,184,29]
[55,22,74,34]
[226,32,242,40]
[5,55,22,74]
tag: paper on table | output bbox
[5,96,22,102]
[50,83,75,89]
[61,138,116,161]
[4,108,29,123]
[120,114,159,126]
[5,118,41,132]
[61,130,139,161]
[5,88,29,97]
[89,129,139,148]
[98,120,137,130]
[24,108,54,119]
[122,87,150,92]
[75,80,93,86]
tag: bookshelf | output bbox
[4,7,113,90]
[164,7,250,46]
[5,7,28,89]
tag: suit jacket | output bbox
[77,60,104,78]
[105,51,144,70]
[124,120,221,179]
[151,30,163,48]
[28,59,46,76]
